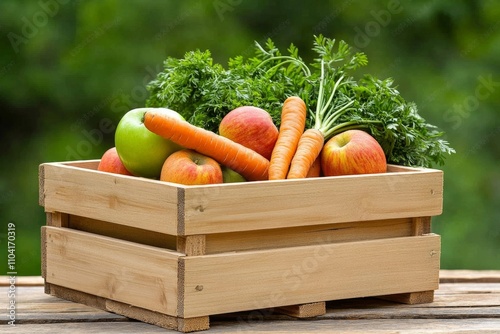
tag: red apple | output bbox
[321,130,387,176]
[160,149,223,185]
[97,147,133,176]
[219,106,278,160]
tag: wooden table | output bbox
[1,270,499,333]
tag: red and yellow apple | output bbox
[218,106,278,160]
[97,147,133,176]
[321,130,387,176]
[160,149,223,185]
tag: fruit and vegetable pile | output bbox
[97,35,454,185]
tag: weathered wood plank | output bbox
[0,322,168,333]
[0,276,44,286]
[436,282,500,294]
[5,319,500,334]
[440,270,500,283]
[212,319,500,333]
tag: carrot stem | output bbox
[254,55,311,77]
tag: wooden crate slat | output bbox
[40,162,180,235]
[39,162,443,236]
[205,218,413,254]
[68,214,177,250]
[43,226,181,316]
[182,167,443,234]
[181,234,441,318]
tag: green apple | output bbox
[221,165,247,183]
[115,108,184,179]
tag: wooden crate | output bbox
[39,160,443,332]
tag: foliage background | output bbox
[1,0,499,275]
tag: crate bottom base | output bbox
[45,282,434,333]
[45,283,210,333]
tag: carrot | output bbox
[287,128,324,179]
[285,61,357,179]
[143,110,269,181]
[268,96,307,180]
[306,154,321,178]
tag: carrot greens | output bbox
[146,35,454,167]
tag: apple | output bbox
[219,106,278,160]
[160,149,223,185]
[321,130,387,176]
[115,108,184,179]
[97,147,133,176]
[221,165,247,183]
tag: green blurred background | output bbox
[1,0,499,275]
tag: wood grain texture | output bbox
[276,301,326,318]
[181,234,441,318]
[177,235,206,256]
[440,270,500,283]
[205,218,413,254]
[68,214,177,250]
[181,166,443,234]
[41,162,179,235]
[411,216,431,236]
[46,212,68,227]
[0,276,44,286]
[38,163,45,206]
[378,290,434,304]
[43,226,181,316]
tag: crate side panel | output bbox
[42,163,179,235]
[69,215,178,250]
[43,226,181,316]
[59,159,101,169]
[205,218,413,254]
[182,169,443,234]
[182,234,441,317]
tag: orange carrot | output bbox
[285,64,356,179]
[287,128,324,179]
[306,155,322,178]
[143,110,269,181]
[268,96,307,180]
